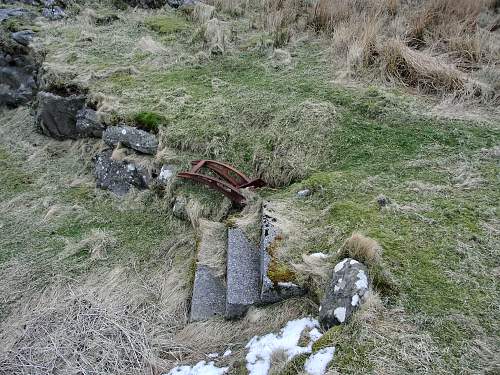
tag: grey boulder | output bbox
[35,91,86,140]
[94,150,148,196]
[76,108,105,137]
[319,258,370,329]
[0,62,37,107]
[42,6,65,20]
[11,30,35,46]
[103,125,158,155]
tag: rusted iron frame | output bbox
[178,160,265,204]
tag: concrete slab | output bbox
[190,265,226,322]
[225,227,261,318]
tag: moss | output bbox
[133,111,166,134]
[267,235,297,283]
[145,15,189,35]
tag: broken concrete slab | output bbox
[190,265,226,322]
[190,219,227,322]
[259,201,306,304]
[225,227,260,319]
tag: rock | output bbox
[319,258,370,329]
[158,164,176,184]
[297,189,311,198]
[35,91,86,140]
[103,125,158,155]
[168,0,196,8]
[0,61,37,107]
[11,30,35,46]
[0,8,33,22]
[94,150,148,196]
[376,194,390,208]
[190,220,227,322]
[42,6,65,20]
[259,201,306,304]
[172,195,188,219]
[76,108,105,138]
[225,228,261,319]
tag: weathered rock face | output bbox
[103,125,158,155]
[35,91,86,140]
[76,108,105,138]
[158,164,176,184]
[0,20,39,108]
[94,150,148,196]
[172,195,188,219]
[319,258,370,329]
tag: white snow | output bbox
[304,347,335,375]
[333,307,346,323]
[308,328,323,342]
[164,361,228,375]
[351,294,359,306]
[349,259,359,265]
[223,349,232,357]
[245,317,320,375]
[334,259,349,273]
[355,270,368,290]
[207,353,219,358]
[277,281,299,288]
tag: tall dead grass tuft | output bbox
[380,38,487,97]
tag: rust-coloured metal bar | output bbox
[177,171,247,205]
[178,160,266,205]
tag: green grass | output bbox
[145,14,190,35]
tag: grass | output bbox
[0,1,499,374]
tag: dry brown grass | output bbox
[339,233,382,267]
[256,0,499,102]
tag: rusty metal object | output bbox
[178,160,265,205]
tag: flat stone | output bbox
[41,6,65,20]
[94,150,148,196]
[76,108,105,138]
[225,227,260,319]
[190,219,227,322]
[35,91,86,140]
[190,265,226,322]
[103,125,158,155]
[319,258,370,329]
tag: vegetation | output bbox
[0,0,498,374]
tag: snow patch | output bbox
[165,361,228,375]
[333,307,346,323]
[207,353,219,358]
[349,259,359,265]
[304,347,335,375]
[245,317,320,375]
[308,328,323,342]
[351,294,359,306]
[355,270,368,290]
[223,349,232,357]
